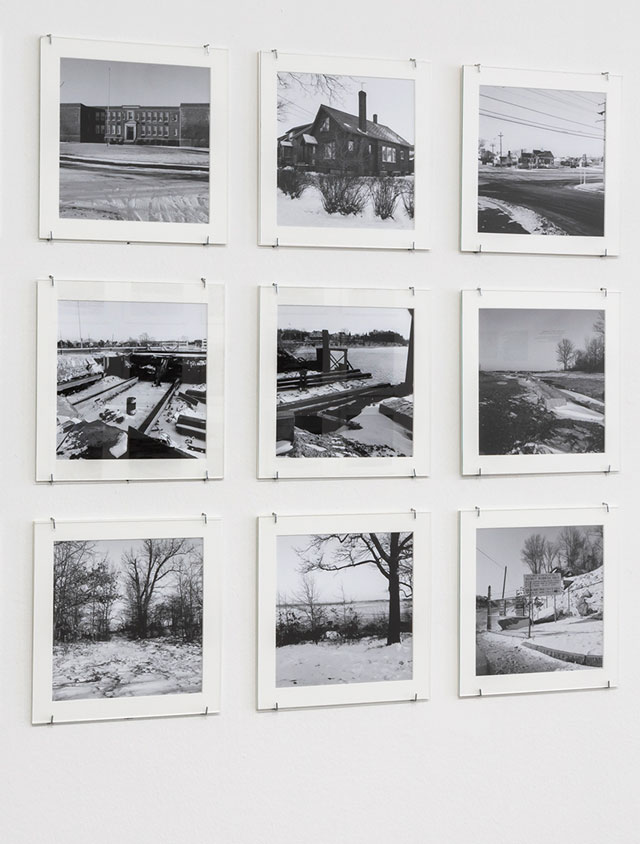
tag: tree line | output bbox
[278,328,409,347]
[53,538,203,645]
[555,318,604,372]
[521,526,603,577]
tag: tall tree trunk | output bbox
[387,534,402,645]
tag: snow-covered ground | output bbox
[277,181,414,230]
[277,376,371,407]
[338,402,413,454]
[476,632,587,676]
[477,196,566,235]
[276,636,412,687]
[60,142,209,168]
[573,181,605,193]
[52,638,202,700]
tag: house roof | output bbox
[320,105,413,148]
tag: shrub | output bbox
[401,181,415,219]
[316,174,367,215]
[370,178,401,220]
[277,167,308,199]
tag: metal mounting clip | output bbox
[272,49,278,60]
[475,506,481,518]
[272,512,278,523]
[410,508,417,520]
[50,517,56,530]
[202,512,208,525]
[602,501,610,513]
[203,44,210,54]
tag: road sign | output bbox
[523,573,563,596]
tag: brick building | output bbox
[60,102,209,147]
[278,90,414,177]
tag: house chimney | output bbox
[358,90,367,132]
[373,114,378,124]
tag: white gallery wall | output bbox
[1,0,639,841]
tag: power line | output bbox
[480,93,601,130]
[524,89,601,113]
[477,547,507,571]
[480,109,604,140]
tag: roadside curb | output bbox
[522,639,602,668]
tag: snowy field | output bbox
[276,636,412,687]
[52,638,202,700]
[60,143,209,168]
[278,181,414,230]
[59,144,210,223]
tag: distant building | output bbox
[519,149,555,168]
[278,90,413,176]
[60,103,209,147]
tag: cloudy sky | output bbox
[278,73,415,143]
[58,300,207,344]
[479,86,605,159]
[277,534,405,603]
[479,308,603,371]
[279,305,412,338]
[60,58,210,106]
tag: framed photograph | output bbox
[460,65,621,255]
[459,506,618,697]
[32,516,221,724]
[258,285,429,479]
[259,51,430,250]
[461,289,620,476]
[36,279,224,483]
[40,36,228,245]
[257,511,430,710]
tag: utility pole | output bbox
[486,585,492,631]
[498,132,504,158]
[501,565,507,616]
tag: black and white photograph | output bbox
[258,511,430,709]
[477,86,605,237]
[479,308,605,456]
[276,304,414,459]
[276,72,415,230]
[36,279,224,483]
[59,58,210,224]
[52,536,203,701]
[459,507,618,697]
[56,299,207,461]
[32,517,221,724]
[40,37,228,244]
[259,52,430,250]
[276,532,414,688]
[461,290,620,476]
[475,524,604,677]
[460,66,621,255]
[259,286,429,479]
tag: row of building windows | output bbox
[105,110,179,122]
[321,141,405,162]
[105,124,179,137]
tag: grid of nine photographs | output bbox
[32,36,620,723]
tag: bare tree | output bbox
[521,534,548,574]
[277,73,351,118]
[122,538,195,639]
[556,338,576,371]
[292,573,327,643]
[296,532,413,645]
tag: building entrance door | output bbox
[125,123,136,143]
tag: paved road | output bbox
[479,171,604,236]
